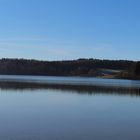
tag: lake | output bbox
[0,75,140,140]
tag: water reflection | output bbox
[0,77,140,140]
[0,81,140,96]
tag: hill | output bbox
[0,58,136,78]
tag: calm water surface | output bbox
[0,76,140,140]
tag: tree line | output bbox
[0,58,136,77]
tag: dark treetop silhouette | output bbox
[0,58,139,79]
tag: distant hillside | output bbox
[130,62,140,79]
[0,58,135,78]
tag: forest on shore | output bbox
[0,58,139,79]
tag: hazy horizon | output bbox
[0,57,137,62]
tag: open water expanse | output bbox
[0,75,140,140]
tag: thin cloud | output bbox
[92,43,113,52]
[0,37,48,42]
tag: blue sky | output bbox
[0,0,139,61]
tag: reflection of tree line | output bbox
[0,81,140,96]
